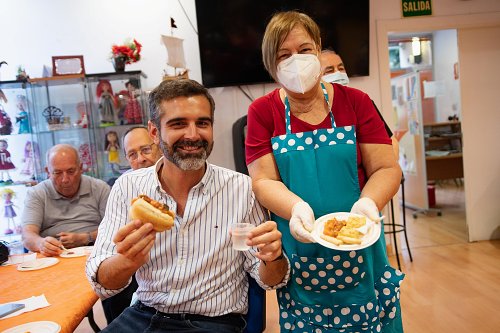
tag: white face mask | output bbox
[276,54,321,94]
[322,71,350,86]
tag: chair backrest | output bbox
[233,116,266,332]
[244,274,266,333]
[232,115,249,175]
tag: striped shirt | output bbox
[86,158,289,316]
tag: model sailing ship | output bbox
[162,18,189,81]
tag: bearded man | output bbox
[86,79,289,332]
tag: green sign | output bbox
[402,0,432,17]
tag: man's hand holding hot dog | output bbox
[247,221,289,287]
[96,219,156,290]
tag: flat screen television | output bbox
[195,0,369,88]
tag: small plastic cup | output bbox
[231,223,255,251]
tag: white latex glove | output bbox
[289,201,316,243]
[350,197,383,223]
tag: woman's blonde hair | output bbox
[262,11,322,82]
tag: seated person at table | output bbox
[122,126,162,170]
[22,144,110,257]
[86,79,289,333]
[100,126,162,324]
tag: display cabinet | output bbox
[0,80,38,241]
[29,71,147,184]
[29,74,98,180]
[86,71,147,182]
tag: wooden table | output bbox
[0,254,99,332]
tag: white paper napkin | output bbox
[0,294,51,320]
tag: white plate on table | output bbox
[1,320,61,333]
[60,246,87,258]
[312,212,381,251]
[16,258,59,271]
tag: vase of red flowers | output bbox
[112,56,127,72]
[110,39,142,72]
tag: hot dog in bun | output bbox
[129,194,175,231]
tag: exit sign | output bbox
[402,0,432,17]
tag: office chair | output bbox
[232,115,249,175]
[232,114,266,333]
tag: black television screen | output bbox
[195,0,369,88]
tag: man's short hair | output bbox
[148,79,215,129]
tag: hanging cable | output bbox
[238,86,253,103]
[177,0,198,35]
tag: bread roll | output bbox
[129,195,175,232]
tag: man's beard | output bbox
[159,138,213,171]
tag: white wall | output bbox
[433,30,461,123]
[459,25,500,241]
[0,0,201,87]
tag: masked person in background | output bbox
[320,49,399,157]
[245,11,404,332]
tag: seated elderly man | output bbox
[122,126,162,170]
[22,144,110,257]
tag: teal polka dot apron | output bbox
[271,83,404,332]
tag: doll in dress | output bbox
[115,89,128,125]
[123,79,143,124]
[15,95,30,134]
[79,143,92,173]
[105,131,120,174]
[75,101,88,128]
[96,80,117,126]
[1,188,19,234]
[0,105,13,135]
[0,139,15,184]
[20,141,41,179]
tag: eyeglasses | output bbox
[50,168,78,177]
[126,144,154,161]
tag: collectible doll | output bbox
[20,141,41,179]
[0,139,15,184]
[96,80,117,126]
[79,143,92,173]
[75,101,88,128]
[0,89,7,103]
[15,95,30,134]
[115,89,128,125]
[1,188,19,234]
[105,131,120,174]
[123,79,143,124]
[0,105,13,135]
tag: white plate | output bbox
[16,258,59,271]
[1,320,61,333]
[60,246,87,258]
[312,212,381,251]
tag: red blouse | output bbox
[245,83,392,189]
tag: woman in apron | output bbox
[246,11,405,333]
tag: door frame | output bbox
[376,12,500,242]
